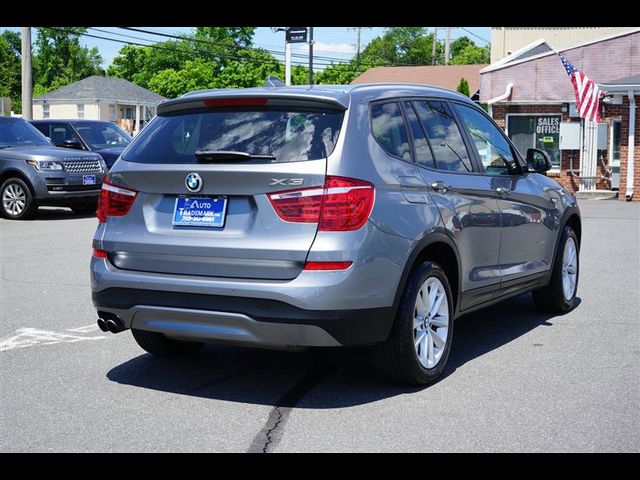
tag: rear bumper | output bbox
[92,288,393,347]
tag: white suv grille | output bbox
[63,159,102,173]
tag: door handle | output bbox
[496,187,511,197]
[431,181,451,193]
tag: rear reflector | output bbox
[203,97,268,108]
[97,180,138,223]
[304,261,353,271]
[268,175,374,231]
[92,249,108,258]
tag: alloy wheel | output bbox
[562,237,578,300]
[2,183,27,217]
[413,277,449,369]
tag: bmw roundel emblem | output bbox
[185,173,203,193]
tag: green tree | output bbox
[0,30,22,113]
[32,27,103,93]
[456,77,470,97]
[194,27,256,50]
[451,44,490,65]
[316,62,360,85]
[360,27,444,67]
[450,36,474,59]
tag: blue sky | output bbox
[0,27,491,68]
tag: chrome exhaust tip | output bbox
[97,318,109,332]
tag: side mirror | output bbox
[62,139,82,150]
[526,148,552,173]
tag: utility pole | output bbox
[285,39,292,86]
[431,27,438,65]
[348,27,371,74]
[445,27,451,65]
[308,27,314,85]
[21,27,32,120]
[356,27,361,73]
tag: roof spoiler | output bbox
[157,93,348,115]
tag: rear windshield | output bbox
[121,108,344,164]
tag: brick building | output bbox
[480,29,640,201]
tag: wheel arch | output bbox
[542,205,581,287]
[391,230,462,320]
[0,169,37,197]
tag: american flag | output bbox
[560,54,605,122]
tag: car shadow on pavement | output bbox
[106,293,581,409]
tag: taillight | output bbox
[268,175,374,231]
[92,248,108,258]
[97,180,137,223]
[304,261,353,271]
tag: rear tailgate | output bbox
[99,97,345,280]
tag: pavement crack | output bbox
[247,359,331,453]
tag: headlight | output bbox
[26,160,64,171]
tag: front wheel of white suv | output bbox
[372,261,455,386]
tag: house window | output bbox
[43,104,50,119]
[506,115,562,169]
[77,104,85,119]
[109,104,116,121]
[610,120,621,167]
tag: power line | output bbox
[120,26,350,64]
[457,27,490,45]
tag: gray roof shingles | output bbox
[34,75,165,104]
[601,74,640,85]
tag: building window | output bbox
[109,104,116,121]
[77,104,85,119]
[43,104,49,119]
[507,115,562,169]
[610,120,621,167]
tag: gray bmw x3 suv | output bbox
[91,83,581,385]
[1,116,106,219]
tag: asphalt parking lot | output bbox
[0,199,638,452]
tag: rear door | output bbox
[100,100,345,280]
[411,99,503,306]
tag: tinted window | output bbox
[123,109,343,164]
[413,100,473,173]
[455,104,518,175]
[370,102,411,161]
[49,123,82,147]
[0,119,50,148]
[73,122,131,149]
[403,101,435,169]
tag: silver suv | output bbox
[91,83,581,385]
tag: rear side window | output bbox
[413,100,473,173]
[370,102,411,161]
[121,108,344,164]
[403,101,436,169]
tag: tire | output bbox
[0,177,37,220]
[131,329,203,357]
[70,199,98,215]
[532,225,579,313]
[372,261,455,386]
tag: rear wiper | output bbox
[195,150,276,162]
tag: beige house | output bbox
[490,27,639,63]
[32,75,165,135]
